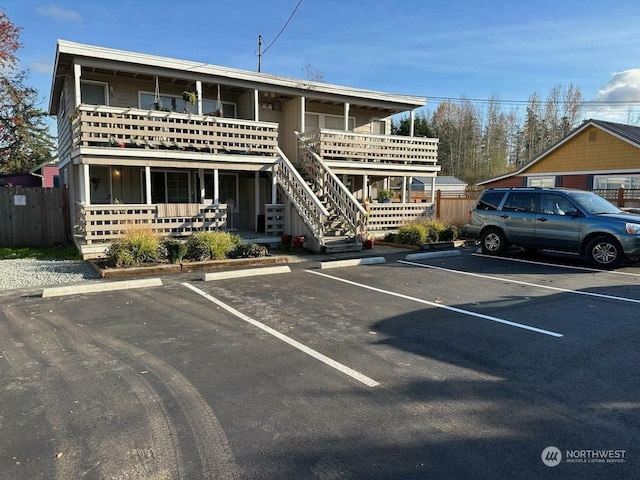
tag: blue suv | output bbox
[463,188,640,268]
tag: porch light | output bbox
[114,168,120,176]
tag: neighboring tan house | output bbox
[49,40,440,258]
[478,119,640,194]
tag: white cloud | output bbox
[596,69,640,102]
[36,5,82,23]
[583,70,640,124]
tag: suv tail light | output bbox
[467,210,472,223]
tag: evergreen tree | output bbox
[0,9,55,174]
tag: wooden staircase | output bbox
[273,141,367,254]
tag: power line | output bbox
[425,95,640,108]
[257,0,303,71]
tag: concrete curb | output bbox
[319,257,386,269]
[202,265,292,281]
[42,278,163,298]
[405,250,462,261]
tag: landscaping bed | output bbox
[89,255,289,279]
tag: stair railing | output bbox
[274,147,329,243]
[295,132,367,236]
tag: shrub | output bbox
[439,224,460,241]
[106,229,160,267]
[397,223,428,245]
[228,243,268,259]
[396,220,459,245]
[383,232,399,243]
[161,238,187,263]
[185,231,240,261]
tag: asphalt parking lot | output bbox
[1,247,639,479]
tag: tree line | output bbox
[392,85,584,185]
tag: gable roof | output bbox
[50,40,426,115]
[477,119,640,185]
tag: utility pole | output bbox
[257,35,262,72]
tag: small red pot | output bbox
[293,236,305,248]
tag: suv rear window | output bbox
[477,191,505,210]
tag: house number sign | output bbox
[13,195,27,206]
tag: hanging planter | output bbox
[182,91,197,105]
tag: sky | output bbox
[5,0,640,123]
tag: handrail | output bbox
[275,147,328,242]
[295,131,367,234]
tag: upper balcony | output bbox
[70,104,280,157]
[298,129,439,173]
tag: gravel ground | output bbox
[0,259,101,291]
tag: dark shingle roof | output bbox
[590,119,640,145]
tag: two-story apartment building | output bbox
[49,40,440,258]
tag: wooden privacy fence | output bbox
[434,189,482,225]
[0,187,69,247]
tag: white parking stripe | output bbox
[306,270,563,338]
[399,260,640,305]
[181,282,379,388]
[472,253,640,277]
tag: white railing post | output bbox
[146,166,152,205]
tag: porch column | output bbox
[430,176,436,203]
[363,174,368,200]
[254,89,260,121]
[407,176,413,202]
[145,166,152,205]
[300,96,306,133]
[73,63,82,109]
[402,177,407,203]
[80,164,90,205]
[272,166,278,203]
[255,172,260,232]
[196,81,202,115]
[410,110,415,137]
[198,168,205,203]
[344,102,350,131]
[213,169,219,204]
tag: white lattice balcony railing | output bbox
[298,129,438,166]
[71,105,279,155]
[365,203,434,231]
[76,202,228,243]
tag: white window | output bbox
[150,171,191,203]
[527,177,555,188]
[139,92,190,112]
[81,80,108,106]
[202,99,236,118]
[594,175,640,189]
[305,113,355,131]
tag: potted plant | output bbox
[378,189,394,203]
[182,91,197,105]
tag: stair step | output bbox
[323,241,364,254]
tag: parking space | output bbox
[0,249,638,479]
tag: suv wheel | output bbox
[585,236,623,269]
[481,228,506,255]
